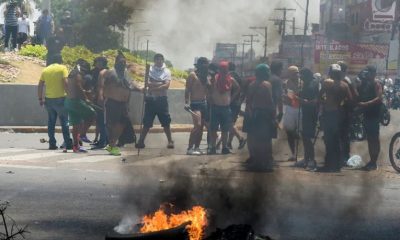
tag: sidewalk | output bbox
[0,124,194,134]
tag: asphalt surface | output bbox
[1,113,400,240]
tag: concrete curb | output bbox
[0,125,194,134]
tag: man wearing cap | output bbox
[282,66,302,161]
[208,61,240,155]
[185,57,210,155]
[318,64,352,172]
[245,64,275,172]
[357,66,382,171]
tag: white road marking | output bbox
[58,154,120,163]
[0,148,31,154]
[0,151,64,162]
[0,164,54,170]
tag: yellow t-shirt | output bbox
[40,64,69,98]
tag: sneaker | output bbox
[194,148,205,155]
[306,160,317,171]
[135,142,145,149]
[294,160,307,168]
[238,138,247,150]
[221,148,232,155]
[104,144,112,152]
[167,141,174,149]
[73,146,88,153]
[91,144,106,150]
[109,147,121,156]
[227,143,233,149]
[49,144,58,150]
[208,147,217,155]
[361,162,378,171]
[187,148,201,156]
[80,135,92,143]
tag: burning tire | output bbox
[389,132,400,173]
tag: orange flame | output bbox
[140,205,207,240]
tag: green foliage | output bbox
[171,68,189,80]
[61,45,96,67]
[19,45,48,60]
[134,50,174,68]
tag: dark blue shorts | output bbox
[143,96,171,128]
[210,105,232,132]
[190,101,209,121]
[364,117,380,138]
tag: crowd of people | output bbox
[3,0,72,57]
[37,48,383,173]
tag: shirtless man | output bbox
[64,59,96,153]
[185,57,210,155]
[103,52,142,156]
[246,64,275,172]
[317,64,352,172]
[282,66,302,161]
[357,66,382,171]
[208,61,240,155]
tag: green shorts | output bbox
[64,98,96,125]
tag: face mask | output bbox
[115,61,126,73]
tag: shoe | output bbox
[187,148,201,156]
[104,145,112,152]
[73,146,88,153]
[49,144,58,150]
[194,148,205,155]
[109,147,121,156]
[315,166,340,173]
[227,143,233,149]
[361,162,378,171]
[207,147,217,155]
[80,135,92,143]
[91,144,106,150]
[238,138,247,150]
[294,160,307,168]
[221,148,232,155]
[135,142,145,149]
[306,160,317,171]
[167,141,174,149]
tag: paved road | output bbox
[0,121,400,240]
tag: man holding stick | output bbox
[136,53,174,149]
[185,57,210,155]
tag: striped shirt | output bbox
[5,6,18,26]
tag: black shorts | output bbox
[210,105,232,132]
[143,96,171,128]
[190,101,209,121]
[105,99,129,126]
[230,103,241,123]
[364,117,380,138]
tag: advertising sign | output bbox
[372,0,396,22]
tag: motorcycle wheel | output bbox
[389,132,400,173]
[380,109,390,126]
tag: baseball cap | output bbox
[329,64,341,72]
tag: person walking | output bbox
[37,54,71,150]
[136,53,174,149]
[36,9,53,45]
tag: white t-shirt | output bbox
[18,18,29,34]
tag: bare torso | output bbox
[321,78,351,111]
[186,72,207,102]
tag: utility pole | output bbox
[292,17,296,35]
[242,34,259,61]
[273,8,296,37]
[241,42,251,77]
[250,26,268,59]
[300,0,310,67]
